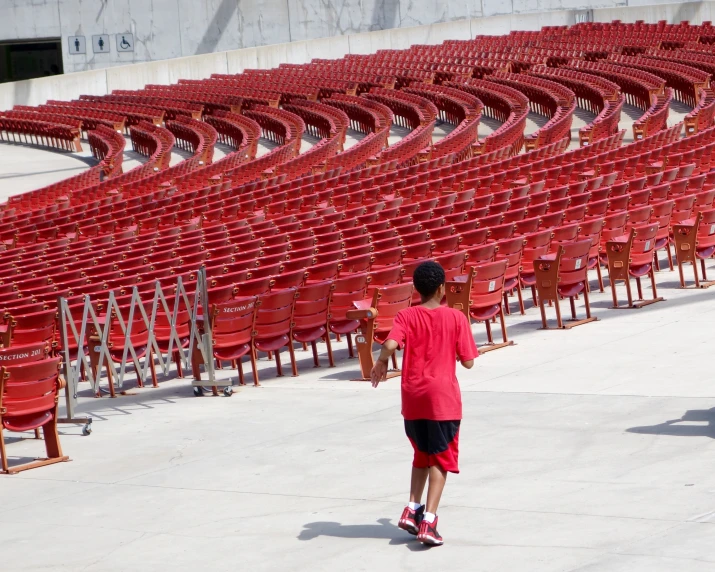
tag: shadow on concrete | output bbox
[195,0,239,55]
[372,0,401,31]
[297,518,429,551]
[627,408,715,439]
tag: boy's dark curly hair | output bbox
[413,261,446,299]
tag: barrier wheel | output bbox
[193,386,204,397]
[82,423,92,436]
[223,386,233,397]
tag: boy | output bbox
[371,261,477,546]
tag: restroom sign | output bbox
[68,36,86,55]
[92,35,110,53]
[116,33,134,52]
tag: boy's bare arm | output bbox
[370,339,399,387]
[460,359,474,369]
[377,339,399,363]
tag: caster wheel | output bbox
[82,424,92,436]
[193,386,204,397]
[223,386,233,397]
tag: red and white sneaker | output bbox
[398,505,425,535]
[417,516,444,546]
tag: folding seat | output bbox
[487,222,516,242]
[524,201,549,219]
[445,260,511,352]
[271,269,308,290]
[607,194,630,213]
[473,195,494,209]
[291,281,334,369]
[514,213,543,235]
[478,214,504,232]
[672,208,715,288]
[249,262,285,280]
[326,273,369,358]
[249,289,299,381]
[546,220,579,254]
[566,181,587,196]
[628,189,651,209]
[340,254,372,275]
[367,266,404,287]
[305,261,341,283]
[650,200,676,271]
[193,295,257,386]
[1,309,57,347]
[424,224,451,240]
[432,235,461,255]
[518,229,553,307]
[0,357,68,474]
[694,189,715,211]
[626,205,654,230]
[371,247,404,269]
[671,194,697,228]
[577,217,607,292]
[494,236,526,315]
[343,282,414,380]
[605,223,662,308]
[533,240,597,330]
[234,277,273,297]
[686,174,706,194]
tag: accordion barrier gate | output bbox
[57,267,224,434]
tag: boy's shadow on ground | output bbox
[627,408,715,439]
[298,518,430,551]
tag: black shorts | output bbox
[404,419,461,473]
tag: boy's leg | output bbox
[425,465,447,514]
[409,466,429,505]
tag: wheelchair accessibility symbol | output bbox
[116,33,134,52]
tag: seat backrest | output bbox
[650,200,675,232]
[329,273,369,322]
[577,217,605,256]
[433,251,467,281]
[4,309,57,347]
[468,260,508,309]
[1,356,62,419]
[235,277,273,297]
[254,289,297,339]
[368,265,404,287]
[696,208,715,248]
[464,242,497,266]
[211,296,257,347]
[372,283,414,335]
[0,342,49,366]
[629,223,660,265]
[495,236,525,280]
[293,281,332,330]
[556,240,591,287]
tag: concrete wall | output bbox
[0,0,694,75]
[0,1,711,111]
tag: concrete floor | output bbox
[0,142,96,201]
[1,253,715,572]
[2,100,715,571]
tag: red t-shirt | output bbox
[387,306,478,421]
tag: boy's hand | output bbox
[371,359,388,387]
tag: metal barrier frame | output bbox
[58,267,227,433]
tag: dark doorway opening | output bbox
[0,39,63,83]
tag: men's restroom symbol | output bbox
[98,37,104,50]
[69,36,86,54]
